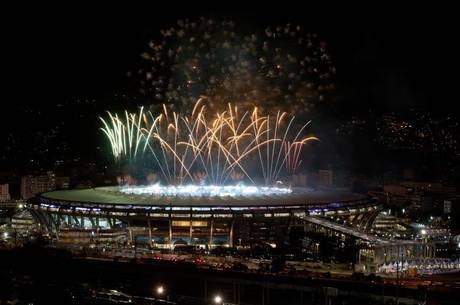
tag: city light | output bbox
[213,295,223,304]
[156,285,164,296]
[2,232,7,239]
[421,229,427,235]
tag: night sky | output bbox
[5,3,455,110]
[2,2,459,177]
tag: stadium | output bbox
[26,101,382,249]
[28,186,380,249]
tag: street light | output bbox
[213,294,223,304]
[156,285,164,296]
[2,232,8,239]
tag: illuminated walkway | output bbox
[300,215,416,246]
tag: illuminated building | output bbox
[28,186,379,248]
[0,183,10,201]
[20,172,56,200]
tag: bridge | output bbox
[298,215,432,267]
[300,215,389,244]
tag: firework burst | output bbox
[136,18,335,114]
[100,98,318,185]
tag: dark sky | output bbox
[5,2,458,115]
[1,1,459,178]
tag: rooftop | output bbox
[40,186,370,208]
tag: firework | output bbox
[136,18,335,114]
[99,107,145,160]
[100,99,318,185]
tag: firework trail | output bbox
[284,141,304,175]
[99,107,145,161]
[100,99,318,185]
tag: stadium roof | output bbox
[40,187,371,208]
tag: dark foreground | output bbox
[0,247,459,305]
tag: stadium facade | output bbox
[28,187,380,248]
